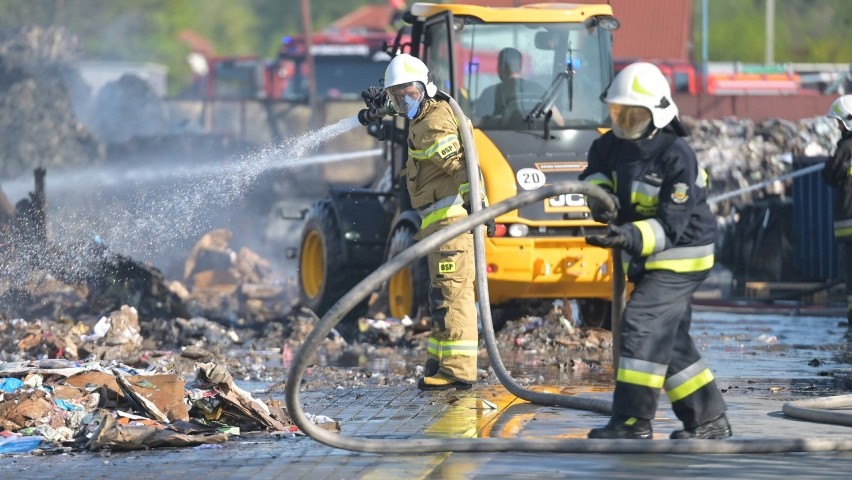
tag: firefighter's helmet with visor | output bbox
[384,54,437,119]
[827,95,852,131]
[602,62,678,139]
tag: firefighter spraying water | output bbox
[298,2,624,334]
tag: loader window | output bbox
[425,20,612,131]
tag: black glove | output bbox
[585,223,635,250]
[361,86,385,110]
[484,218,496,238]
[587,192,620,223]
[464,202,496,237]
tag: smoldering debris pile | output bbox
[495,301,613,382]
[0,26,103,179]
[0,227,297,337]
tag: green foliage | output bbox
[248,0,379,57]
[693,0,852,63]
[2,0,850,94]
[0,0,383,93]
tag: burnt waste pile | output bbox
[0,25,848,397]
[0,27,291,371]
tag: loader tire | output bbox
[298,200,368,326]
[385,224,430,320]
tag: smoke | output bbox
[4,116,364,278]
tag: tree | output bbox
[694,0,852,63]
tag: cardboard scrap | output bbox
[0,391,53,431]
[195,362,286,431]
[87,412,228,451]
[66,370,190,422]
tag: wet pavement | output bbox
[4,310,852,479]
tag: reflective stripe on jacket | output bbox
[405,99,470,216]
[418,193,466,230]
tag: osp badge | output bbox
[671,182,689,204]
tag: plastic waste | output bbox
[0,434,43,454]
[0,377,24,393]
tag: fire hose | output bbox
[284,96,852,453]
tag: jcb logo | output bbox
[548,194,586,207]
[438,261,456,273]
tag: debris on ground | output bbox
[495,302,613,374]
[1,17,849,460]
[0,357,341,454]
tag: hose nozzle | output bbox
[359,86,390,126]
[358,107,385,126]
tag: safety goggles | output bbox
[386,82,425,114]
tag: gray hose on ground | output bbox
[283,110,852,453]
[282,178,852,453]
[782,394,852,427]
[448,97,612,414]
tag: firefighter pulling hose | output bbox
[283,63,852,454]
[286,1,852,455]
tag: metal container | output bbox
[792,156,839,281]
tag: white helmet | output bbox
[384,53,437,98]
[603,62,678,129]
[827,95,852,130]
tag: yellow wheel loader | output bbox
[298,2,620,328]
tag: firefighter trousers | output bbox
[422,222,478,383]
[613,269,727,429]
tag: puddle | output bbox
[236,310,850,395]
[493,311,849,389]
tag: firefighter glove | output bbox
[358,86,390,125]
[361,86,385,110]
[585,223,638,252]
[587,192,620,223]
[485,218,496,237]
[464,202,496,237]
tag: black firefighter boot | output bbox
[588,415,653,439]
[670,414,732,439]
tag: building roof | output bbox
[601,0,693,61]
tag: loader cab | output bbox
[404,3,619,226]
[296,2,623,329]
[411,6,616,132]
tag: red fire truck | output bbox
[270,31,401,101]
[614,59,804,96]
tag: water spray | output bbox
[1,117,372,280]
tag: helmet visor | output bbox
[609,103,651,131]
[386,82,425,114]
[609,103,653,140]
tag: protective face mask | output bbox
[403,95,422,119]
